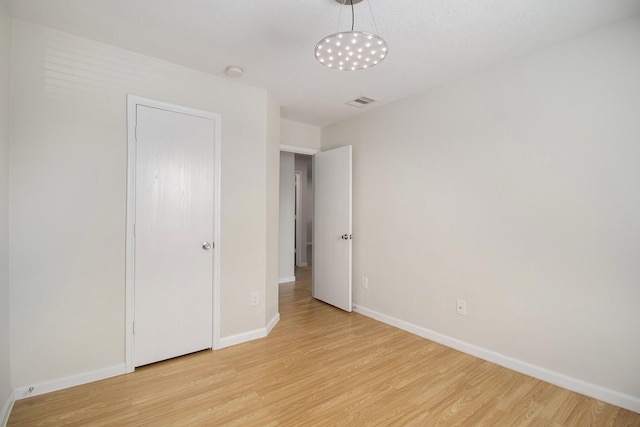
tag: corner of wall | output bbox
[0,1,14,424]
[280,118,321,151]
[1,389,15,427]
[265,93,281,330]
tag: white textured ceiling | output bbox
[5,0,640,127]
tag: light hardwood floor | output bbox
[9,267,640,426]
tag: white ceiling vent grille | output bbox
[346,96,377,108]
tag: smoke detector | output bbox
[224,66,244,78]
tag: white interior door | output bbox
[134,104,215,367]
[313,145,352,312]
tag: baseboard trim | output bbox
[218,328,267,349]
[353,304,640,414]
[266,313,280,334]
[13,364,127,401]
[296,263,308,268]
[1,389,15,427]
[278,276,296,284]
[8,315,283,407]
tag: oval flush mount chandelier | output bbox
[315,0,388,71]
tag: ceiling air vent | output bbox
[346,96,377,108]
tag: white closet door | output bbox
[134,104,214,367]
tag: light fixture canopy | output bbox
[224,65,244,78]
[315,0,387,71]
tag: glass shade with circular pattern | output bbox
[315,31,388,71]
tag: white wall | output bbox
[278,152,295,282]
[265,94,280,327]
[281,119,321,151]
[0,1,13,422]
[9,20,274,389]
[322,16,640,410]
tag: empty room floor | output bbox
[8,267,640,425]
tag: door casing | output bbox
[125,95,222,373]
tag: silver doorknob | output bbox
[202,242,213,250]
[341,234,349,240]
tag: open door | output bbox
[313,145,352,312]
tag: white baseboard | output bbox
[7,315,282,409]
[353,304,640,414]
[218,313,280,349]
[278,276,296,284]
[296,263,308,267]
[1,389,15,427]
[13,364,126,401]
[266,313,280,334]
[219,328,267,349]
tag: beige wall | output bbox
[0,0,12,417]
[322,16,640,406]
[9,19,274,387]
[281,119,320,151]
[265,94,280,327]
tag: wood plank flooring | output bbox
[9,267,640,426]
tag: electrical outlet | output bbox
[251,292,260,306]
[456,299,467,316]
[361,276,368,289]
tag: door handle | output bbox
[202,242,213,250]
[341,234,353,240]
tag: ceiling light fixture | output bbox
[315,0,388,71]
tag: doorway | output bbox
[295,155,313,268]
[279,151,314,284]
[279,145,353,312]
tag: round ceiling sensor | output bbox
[224,66,244,78]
